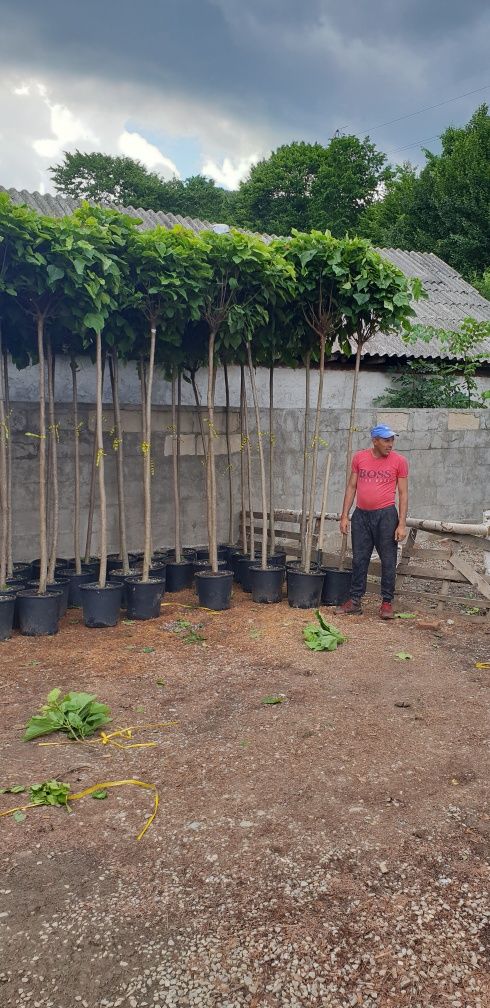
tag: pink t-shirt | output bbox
[352,449,408,511]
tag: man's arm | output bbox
[395,476,408,541]
[340,471,358,535]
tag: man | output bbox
[337,424,408,619]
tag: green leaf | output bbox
[46,688,62,704]
[394,652,413,661]
[395,613,417,620]
[156,678,166,686]
[13,811,26,823]
[142,646,155,653]
[46,264,64,283]
[261,695,286,705]
[9,785,27,794]
[91,789,108,800]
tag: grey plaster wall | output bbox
[7,398,490,563]
[7,357,490,410]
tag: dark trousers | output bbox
[350,505,398,602]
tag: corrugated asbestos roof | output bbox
[2,186,490,363]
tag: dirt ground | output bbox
[0,587,489,1008]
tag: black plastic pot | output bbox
[13,563,32,580]
[124,577,165,620]
[286,568,325,609]
[134,562,167,581]
[107,572,134,608]
[250,564,285,604]
[321,567,353,606]
[31,558,69,579]
[165,547,196,562]
[236,555,261,592]
[230,550,245,581]
[107,555,126,574]
[286,559,321,571]
[61,571,95,608]
[195,570,233,611]
[193,559,227,586]
[28,579,69,618]
[0,594,15,641]
[267,551,287,568]
[165,560,195,592]
[17,590,61,636]
[5,577,27,590]
[79,582,123,628]
[65,560,99,578]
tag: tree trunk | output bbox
[0,327,8,586]
[84,354,105,564]
[142,328,156,582]
[300,353,311,569]
[191,370,207,463]
[3,345,12,577]
[46,337,59,583]
[37,316,48,595]
[340,338,362,570]
[206,333,218,572]
[223,361,234,544]
[243,367,255,560]
[70,357,82,575]
[269,364,275,556]
[317,452,332,560]
[109,348,129,574]
[246,343,268,570]
[239,365,248,555]
[304,336,326,573]
[171,371,181,563]
[96,333,107,589]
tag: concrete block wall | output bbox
[7,397,490,563]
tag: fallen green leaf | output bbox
[303,610,346,652]
[13,811,26,823]
[394,652,413,661]
[395,613,417,620]
[142,646,155,654]
[261,695,286,705]
[156,678,166,687]
[249,628,263,639]
[91,789,108,800]
[122,619,135,626]
[136,705,145,713]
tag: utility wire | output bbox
[392,134,440,152]
[363,83,490,132]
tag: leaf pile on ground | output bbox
[303,610,346,651]
[23,689,111,741]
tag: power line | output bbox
[361,83,490,133]
[392,134,440,153]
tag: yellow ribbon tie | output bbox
[0,779,159,841]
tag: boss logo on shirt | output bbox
[358,468,394,484]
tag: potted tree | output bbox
[273,231,345,608]
[66,205,132,629]
[195,228,294,611]
[121,226,209,619]
[0,200,81,634]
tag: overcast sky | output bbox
[1,0,489,194]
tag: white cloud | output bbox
[117,130,179,179]
[31,86,99,161]
[202,153,258,189]
[13,83,30,95]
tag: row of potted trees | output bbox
[0,194,422,637]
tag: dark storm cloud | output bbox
[2,0,489,161]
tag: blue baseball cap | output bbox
[370,424,398,439]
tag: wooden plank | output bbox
[448,554,490,602]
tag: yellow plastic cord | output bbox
[38,721,178,749]
[0,779,159,841]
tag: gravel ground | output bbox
[0,589,489,1007]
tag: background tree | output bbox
[360,105,490,280]
[50,152,232,222]
[234,136,389,236]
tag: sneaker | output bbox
[336,598,362,615]
[379,602,395,620]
